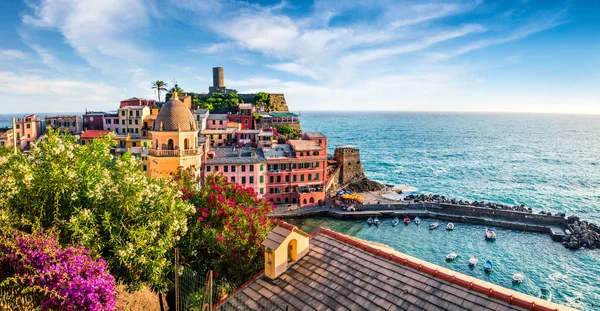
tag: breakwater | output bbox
[270,199,600,250]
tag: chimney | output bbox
[261,221,310,279]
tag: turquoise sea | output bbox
[299,112,600,310]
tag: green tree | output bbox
[275,125,299,139]
[254,92,270,111]
[0,130,193,291]
[196,91,244,111]
[173,169,274,288]
[151,80,168,101]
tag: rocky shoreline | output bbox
[563,216,600,249]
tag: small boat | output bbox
[539,287,552,302]
[468,256,478,267]
[429,222,439,230]
[367,217,374,226]
[403,216,411,225]
[446,223,455,230]
[485,228,497,240]
[392,217,400,227]
[512,273,525,284]
[446,253,457,261]
[484,260,493,273]
[374,217,381,227]
[414,216,421,225]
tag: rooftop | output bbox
[304,132,327,139]
[289,139,324,152]
[217,223,575,311]
[80,130,112,139]
[262,144,294,159]
[238,103,253,109]
[207,114,229,120]
[193,109,209,115]
[206,146,266,164]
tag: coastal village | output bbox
[0,67,597,311]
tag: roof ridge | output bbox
[316,227,576,311]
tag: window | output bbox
[121,120,125,125]
[260,188,264,194]
[224,166,229,173]
[129,120,132,125]
[219,120,223,125]
[231,176,235,182]
[143,165,147,171]
[218,134,222,139]
[206,166,211,171]
[242,176,246,184]
[16,124,19,129]
[260,176,264,183]
[250,165,254,172]
[106,119,110,124]
[292,186,297,193]
[249,176,254,184]
[26,124,31,129]
[276,176,281,183]
[316,173,319,180]
[135,128,138,133]
[214,166,218,171]
[269,188,274,194]
[231,166,236,172]
[300,152,304,156]
[136,111,139,117]
[27,134,30,138]
[121,111,125,116]
[241,165,246,172]
[135,120,138,125]
[285,187,289,193]
[285,176,289,182]
[122,128,126,134]
[300,175,305,182]
[293,175,297,182]
[129,111,133,116]
[308,174,312,181]
[260,164,264,171]
[132,142,137,147]
[269,176,274,183]
[245,120,248,125]
[292,163,296,169]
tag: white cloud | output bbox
[0,50,27,61]
[267,62,322,80]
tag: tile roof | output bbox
[205,146,266,164]
[207,114,229,120]
[216,224,576,311]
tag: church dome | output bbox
[153,90,197,131]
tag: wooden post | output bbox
[175,248,180,311]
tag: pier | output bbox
[269,201,570,242]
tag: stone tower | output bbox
[209,67,227,94]
[334,146,365,185]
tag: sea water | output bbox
[298,112,600,310]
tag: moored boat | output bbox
[429,222,439,230]
[367,217,374,226]
[392,217,400,226]
[404,216,411,225]
[446,253,457,261]
[468,256,478,267]
[414,216,421,225]
[446,223,455,230]
[484,260,493,273]
[512,272,525,284]
[539,287,552,302]
[374,217,381,227]
[485,228,497,240]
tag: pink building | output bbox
[206,114,229,130]
[12,115,43,150]
[204,146,267,198]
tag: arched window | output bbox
[287,239,297,265]
[184,138,190,150]
[167,139,174,150]
[309,197,315,204]
[303,198,307,205]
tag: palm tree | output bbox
[167,84,185,100]
[151,80,168,101]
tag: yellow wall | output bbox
[264,228,310,279]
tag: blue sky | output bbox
[0,0,598,114]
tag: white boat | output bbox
[539,287,552,302]
[512,273,525,284]
[374,217,381,227]
[391,217,400,226]
[468,256,478,266]
[446,253,458,261]
[414,216,421,225]
[485,228,497,240]
[446,223,455,230]
[429,222,439,230]
[367,217,374,226]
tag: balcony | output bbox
[147,149,200,157]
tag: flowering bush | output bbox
[0,228,117,311]
[173,168,275,287]
[0,130,193,291]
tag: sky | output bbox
[0,0,599,114]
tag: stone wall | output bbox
[334,146,365,186]
[269,94,290,112]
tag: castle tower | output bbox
[334,146,365,185]
[146,90,202,178]
[209,67,227,94]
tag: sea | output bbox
[295,111,600,310]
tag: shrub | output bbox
[0,228,117,311]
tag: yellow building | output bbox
[145,91,202,178]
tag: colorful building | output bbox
[102,113,120,134]
[83,111,106,130]
[119,97,157,108]
[262,132,327,206]
[200,128,238,147]
[45,115,82,135]
[227,104,254,129]
[117,106,151,138]
[80,130,112,145]
[145,91,202,178]
[3,115,44,150]
[205,146,267,198]
[192,108,209,131]
[206,114,229,130]
[236,129,260,147]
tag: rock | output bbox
[567,241,579,249]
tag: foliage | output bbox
[253,92,270,111]
[0,228,117,311]
[166,84,185,100]
[275,125,300,139]
[151,80,168,102]
[0,129,193,291]
[172,168,275,287]
[194,92,243,111]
